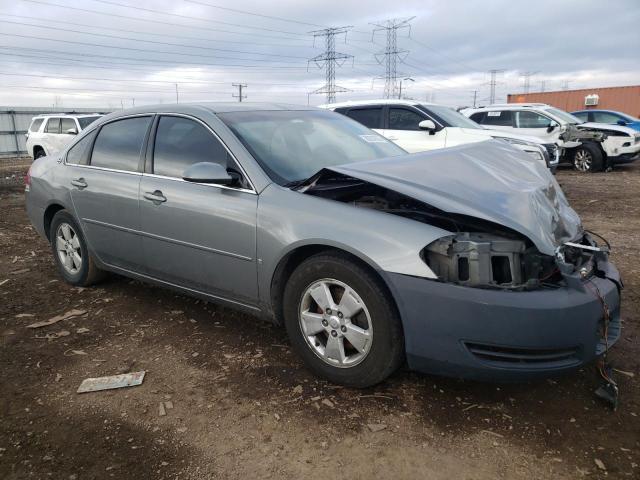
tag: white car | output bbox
[462,103,640,172]
[25,114,103,159]
[321,100,559,171]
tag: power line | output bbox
[0,45,309,71]
[0,20,309,59]
[0,13,315,49]
[308,26,354,104]
[232,83,247,102]
[0,32,304,64]
[22,0,313,41]
[184,0,326,28]
[371,17,415,99]
[88,0,309,37]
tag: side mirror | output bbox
[65,128,78,135]
[546,122,558,133]
[418,119,437,131]
[617,120,627,126]
[183,162,233,185]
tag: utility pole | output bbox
[175,83,179,103]
[398,77,414,99]
[308,26,353,104]
[539,80,546,92]
[488,69,504,104]
[520,71,538,94]
[371,17,414,99]
[132,98,135,107]
[561,80,571,90]
[472,89,478,108]
[232,83,247,102]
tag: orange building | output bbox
[507,85,640,117]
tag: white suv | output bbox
[25,114,102,159]
[462,103,640,172]
[321,100,559,171]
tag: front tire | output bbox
[283,252,404,387]
[573,142,604,172]
[49,210,105,286]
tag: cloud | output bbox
[0,0,637,108]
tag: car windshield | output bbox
[78,116,102,130]
[545,107,584,125]
[219,110,405,186]
[420,104,481,129]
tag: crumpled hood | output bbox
[327,140,582,256]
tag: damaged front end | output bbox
[293,142,622,381]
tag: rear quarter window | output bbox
[29,118,44,132]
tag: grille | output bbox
[465,342,580,369]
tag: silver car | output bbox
[25,103,622,386]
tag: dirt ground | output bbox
[1,164,638,479]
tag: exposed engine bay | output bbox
[300,170,600,290]
[561,124,606,143]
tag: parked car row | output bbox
[462,104,640,172]
[320,100,559,172]
[25,103,622,387]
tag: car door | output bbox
[67,115,152,271]
[339,106,384,135]
[43,117,62,155]
[139,114,258,306]
[384,106,446,152]
[513,110,558,142]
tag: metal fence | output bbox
[0,106,111,157]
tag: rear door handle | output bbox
[143,190,167,204]
[71,178,87,189]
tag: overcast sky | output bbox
[0,0,638,109]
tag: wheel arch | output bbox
[269,242,400,327]
[43,203,66,240]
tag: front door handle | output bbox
[143,190,167,204]
[71,178,87,189]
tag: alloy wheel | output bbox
[298,278,373,368]
[55,222,82,274]
[574,149,592,172]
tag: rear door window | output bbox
[592,111,623,124]
[90,116,152,172]
[515,111,552,128]
[388,108,425,131]
[479,110,513,127]
[344,107,383,129]
[152,115,232,178]
[29,118,44,132]
[45,118,60,134]
[60,118,76,134]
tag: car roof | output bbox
[468,103,551,111]
[321,99,442,109]
[34,113,103,118]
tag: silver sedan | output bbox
[25,103,622,386]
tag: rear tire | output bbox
[572,142,604,172]
[49,210,105,287]
[283,252,404,387]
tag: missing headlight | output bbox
[423,233,557,289]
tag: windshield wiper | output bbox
[283,178,309,190]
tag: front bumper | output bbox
[609,152,639,165]
[387,262,621,382]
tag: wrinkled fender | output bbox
[256,183,452,307]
